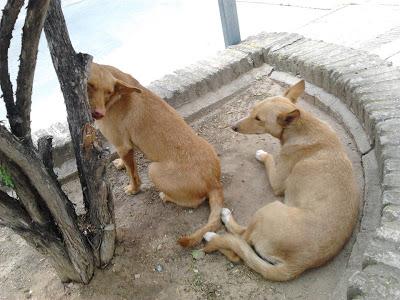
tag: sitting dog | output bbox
[87,62,223,247]
[203,80,359,281]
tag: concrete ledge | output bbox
[33,32,400,298]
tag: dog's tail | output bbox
[178,188,223,247]
[206,234,295,281]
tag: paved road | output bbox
[1,0,400,130]
[237,0,400,65]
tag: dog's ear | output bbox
[115,80,142,95]
[283,80,305,103]
[277,109,300,127]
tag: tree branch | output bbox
[0,0,24,127]
[0,188,31,228]
[14,0,51,146]
[0,124,94,283]
[0,189,81,282]
[44,0,115,267]
[0,150,50,227]
[37,135,56,179]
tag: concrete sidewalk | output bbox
[237,0,400,65]
[2,0,400,131]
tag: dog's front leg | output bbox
[256,150,285,196]
[118,148,142,195]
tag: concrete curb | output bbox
[34,32,400,298]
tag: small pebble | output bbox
[193,268,199,273]
[156,244,162,251]
[24,290,32,299]
[134,274,140,280]
[154,264,163,272]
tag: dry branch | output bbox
[0,0,24,131]
[37,135,56,179]
[0,150,50,227]
[14,0,51,146]
[44,0,115,267]
[0,189,81,282]
[0,124,94,283]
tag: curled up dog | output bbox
[87,62,224,247]
[203,80,359,281]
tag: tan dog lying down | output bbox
[87,62,223,247]
[203,80,359,281]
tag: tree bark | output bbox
[0,125,94,283]
[0,0,117,283]
[44,0,115,267]
[0,189,81,282]
[37,135,57,180]
[0,150,51,227]
[0,0,24,133]
[14,0,51,146]
[0,0,50,146]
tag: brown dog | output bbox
[87,62,223,247]
[203,80,359,281]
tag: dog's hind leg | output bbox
[149,162,223,247]
[178,188,224,247]
[203,232,294,281]
[221,208,246,236]
[203,232,240,262]
[159,191,204,208]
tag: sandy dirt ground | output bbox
[0,77,364,300]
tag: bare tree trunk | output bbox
[0,0,116,282]
[0,0,25,134]
[0,125,95,282]
[0,0,50,146]
[37,135,57,179]
[1,0,97,283]
[44,0,115,267]
[15,0,51,147]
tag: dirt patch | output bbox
[0,76,363,300]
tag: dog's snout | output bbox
[91,109,104,120]
[231,124,239,132]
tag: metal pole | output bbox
[218,0,241,47]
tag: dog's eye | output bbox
[255,116,261,121]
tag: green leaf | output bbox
[0,165,15,189]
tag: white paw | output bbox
[203,232,217,242]
[255,150,268,162]
[159,192,166,202]
[221,208,232,225]
[112,158,125,170]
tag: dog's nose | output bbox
[231,125,238,132]
[91,109,104,120]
